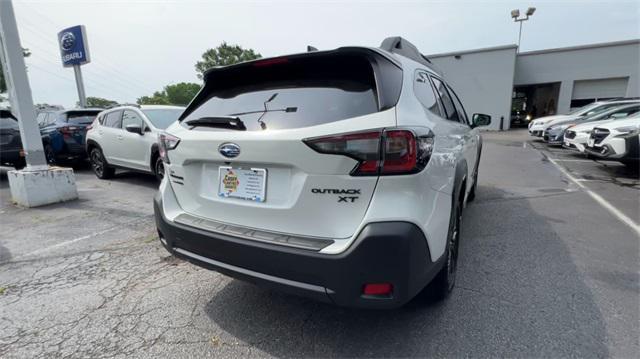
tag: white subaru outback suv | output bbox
[87,105,185,181]
[154,37,491,308]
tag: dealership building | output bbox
[427,39,640,130]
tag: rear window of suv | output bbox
[64,110,101,125]
[181,53,386,131]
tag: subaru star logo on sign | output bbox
[57,25,91,67]
[219,143,241,158]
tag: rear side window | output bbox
[414,71,442,117]
[0,117,18,129]
[431,77,460,122]
[104,111,122,128]
[182,52,400,131]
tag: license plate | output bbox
[587,139,595,147]
[218,167,267,202]
[564,140,570,147]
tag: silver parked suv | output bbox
[154,37,491,308]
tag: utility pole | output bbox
[0,0,47,169]
[511,7,536,53]
[0,0,78,207]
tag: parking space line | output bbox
[16,225,122,260]
[547,157,640,237]
[15,216,152,260]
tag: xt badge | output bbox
[311,188,361,203]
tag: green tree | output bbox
[164,82,201,105]
[137,82,200,106]
[83,96,118,108]
[195,42,261,79]
[137,91,170,105]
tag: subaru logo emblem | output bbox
[219,143,241,158]
[60,32,75,51]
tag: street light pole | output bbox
[511,7,536,53]
[518,20,524,49]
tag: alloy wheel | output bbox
[91,150,104,177]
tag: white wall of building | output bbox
[429,45,518,131]
[515,40,640,114]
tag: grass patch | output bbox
[143,234,158,244]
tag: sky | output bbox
[9,0,640,108]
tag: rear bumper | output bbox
[0,148,24,166]
[154,194,443,309]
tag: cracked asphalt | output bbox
[0,130,638,358]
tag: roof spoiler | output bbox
[380,36,433,68]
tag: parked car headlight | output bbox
[614,125,640,137]
[560,123,576,130]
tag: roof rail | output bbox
[105,103,140,109]
[380,36,432,67]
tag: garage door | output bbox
[572,77,629,100]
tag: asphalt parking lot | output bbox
[0,129,638,358]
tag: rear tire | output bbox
[44,144,56,165]
[90,147,115,179]
[432,194,462,301]
[467,172,478,202]
[154,155,165,181]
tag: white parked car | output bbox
[154,37,492,308]
[86,105,185,180]
[528,99,640,137]
[563,105,640,152]
[584,114,640,166]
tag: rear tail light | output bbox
[158,132,181,164]
[59,126,78,135]
[363,283,393,296]
[252,57,289,67]
[304,128,434,176]
[86,118,99,131]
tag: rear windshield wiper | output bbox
[185,116,247,131]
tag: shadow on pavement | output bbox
[203,185,608,357]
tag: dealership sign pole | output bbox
[57,25,90,107]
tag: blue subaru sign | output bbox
[57,25,90,67]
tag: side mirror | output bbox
[125,124,143,135]
[472,113,492,128]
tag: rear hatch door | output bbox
[166,49,402,239]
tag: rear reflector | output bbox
[303,128,434,176]
[363,283,393,296]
